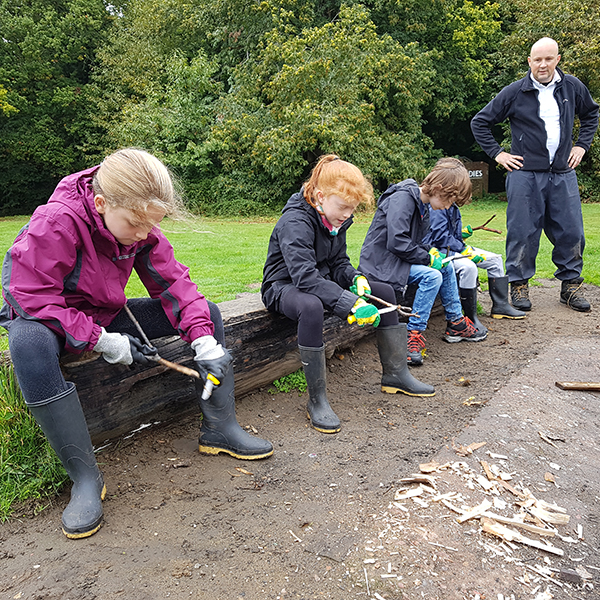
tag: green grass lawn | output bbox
[2,197,600,302]
[1,197,599,520]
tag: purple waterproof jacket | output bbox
[1,166,214,354]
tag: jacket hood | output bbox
[377,179,420,208]
[47,166,103,231]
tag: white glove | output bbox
[191,335,225,361]
[191,335,231,383]
[93,328,133,365]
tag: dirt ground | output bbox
[1,278,600,600]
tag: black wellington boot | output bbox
[196,365,273,459]
[376,324,435,396]
[28,383,106,539]
[459,287,488,336]
[488,276,526,319]
[299,345,341,433]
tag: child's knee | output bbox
[8,320,61,363]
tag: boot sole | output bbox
[444,335,487,343]
[560,298,591,312]
[306,413,341,434]
[310,424,341,434]
[62,484,106,539]
[199,444,274,459]
[492,313,525,319]
[63,521,103,539]
[407,357,423,366]
[381,385,435,397]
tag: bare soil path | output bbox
[1,278,599,600]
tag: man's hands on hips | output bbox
[568,146,585,169]
[496,147,585,171]
[495,151,523,172]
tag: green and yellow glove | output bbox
[347,298,380,327]
[461,225,473,239]
[461,245,486,264]
[349,275,371,297]
[428,248,444,270]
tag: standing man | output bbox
[471,37,599,312]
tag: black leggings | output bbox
[7,298,224,405]
[279,281,398,348]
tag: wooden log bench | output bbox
[56,294,374,444]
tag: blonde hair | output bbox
[92,148,186,224]
[420,157,472,207]
[303,154,374,209]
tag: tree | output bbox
[365,0,503,154]
[202,3,434,213]
[0,0,113,215]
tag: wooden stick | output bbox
[473,214,496,230]
[479,226,503,234]
[363,292,415,318]
[124,304,200,379]
[363,292,412,311]
[472,214,502,235]
[555,381,600,391]
[154,356,200,379]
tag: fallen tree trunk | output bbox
[56,294,373,443]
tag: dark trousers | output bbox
[505,169,584,282]
[278,281,398,348]
[7,298,223,405]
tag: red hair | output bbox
[303,155,373,208]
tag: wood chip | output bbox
[480,460,496,481]
[456,499,493,523]
[479,512,556,537]
[453,440,487,456]
[399,474,437,489]
[235,467,253,475]
[495,478,528,500]
[544,472,556,483]
[476,474,495,491]
[538,431,559,449]
[394,486,424,500]
[419,461,439,473]
[529,505,570,525]
[480,517,564,556]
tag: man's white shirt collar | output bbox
[530,70,561,89]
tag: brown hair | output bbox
[303,154,373,209]
[420,157,472,207]
[92,148,187,225]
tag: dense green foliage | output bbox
[0,0,114,215]
[1,0,599,215]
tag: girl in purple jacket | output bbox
[1,148,272,539]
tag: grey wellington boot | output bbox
[488,276,526,319]
[196,364,273,459]
[299,345,341,433]
[28,383,106,539]
[376,324,435,396]
[459,287,488,336]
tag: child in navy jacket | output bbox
[424,204,525,329]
